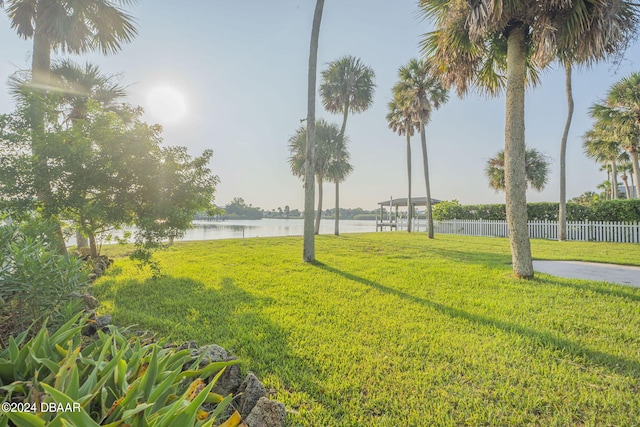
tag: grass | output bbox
[94,233,640,426]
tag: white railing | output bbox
[397,219,640,243]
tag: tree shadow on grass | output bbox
[95,275,345,419]
[312,261,640,377]
[533,276,640,303]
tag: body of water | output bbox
[184,218,377,241]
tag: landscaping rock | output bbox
[244,397,286,427]
[237,372,267,419]
[82,293,99,309]
[95,315,112,329]
[189,344,243,397]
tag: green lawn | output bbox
[94,233,640,426]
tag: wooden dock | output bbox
[376,220,397,231]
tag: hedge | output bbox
[432,200,640,222]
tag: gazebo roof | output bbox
[377,197,441,207]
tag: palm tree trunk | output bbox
[335,104,350,236]
[622,174,631,199]
[559,63,573,241]
[303,0,325,262]
[315,176,323,235]
[630,149,640,199]
[406,129,412,233]
[419,122,434,239]
[611,161,619,199]
[29,16,68,256]
[504,25,533,279]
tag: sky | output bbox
[1,1,640,212]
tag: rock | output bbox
[190,345,243,397]
[82,293,99,309]
[195,344,228,363]
[177,340,198,351]
[244,397,286,427]
[237,372,267,419]
[95,315,112,329]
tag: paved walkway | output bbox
[533,260,640,288]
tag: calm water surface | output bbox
[183,218,377,241]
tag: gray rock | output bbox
[95,315,112,329]
[244,397,286,427]
[82,293,99,309]
[238,372,267,419]
[192,344,243,397]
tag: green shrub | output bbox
[0,219,89,334]
[432,200,640,222]
[0,315,240,426]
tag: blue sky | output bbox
[1,1,639,211]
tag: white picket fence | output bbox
[397,218,640,243]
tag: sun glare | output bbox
[146,86,188,124]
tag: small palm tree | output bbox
[589,100,640,199]
[583,124,626,200]
[486,148,551,192]
[289,120,345,235]
[386,92,417,232]
[320,55,375,236]
[606,72,640,196]
[393,58,448,238]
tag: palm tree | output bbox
[386,92,417,232]
[289,120,346,235]
[607,72,640,196]
[589,101,640,198]
[583,124,626,200]
[486,148,551,192]
[419,0,637,278]
[303,0,324,262]
[320,56,375,236]
[393,59,448,238]
[1,0,137,89]
[619,159,634,198]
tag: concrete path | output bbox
[533,260,640,288]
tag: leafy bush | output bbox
[0,219,89,335]
[0,315,241,426]
[432,200,640,222]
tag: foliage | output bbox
[288,120,351,185]
[432,200,640,222]
[95,234,640,426]
[0,314,240,426]
[224,198,263,220]
[485,147,551,192]
[0,96,219,262]
[0,218,89,335]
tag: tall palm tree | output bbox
[386,92,417,233]
[393,58,448,239]
[289,120,346,235]
[486,148,551,192]
[320,56,375,236]
[419,0,637,278]
[303,0,324,262]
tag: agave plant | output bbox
[0,314,241,426]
